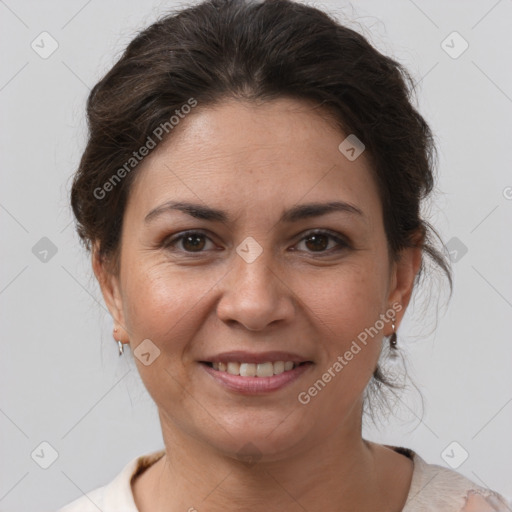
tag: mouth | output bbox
[199,351,313,394]
[201,360,308,377]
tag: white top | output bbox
[56,446,512,512]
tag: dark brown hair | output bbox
[70,0,452,409]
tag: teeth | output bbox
[239,363,256,377]
[273,361,285,374]
[256,362,274,377]
[227,362,240,375]
[210,361,300,377]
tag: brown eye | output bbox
[181,234,206,252]
[304,233,329,252]
[163,231,215,253]
[295,230,349,254]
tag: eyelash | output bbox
[162,229,350,256]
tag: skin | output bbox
[93,98,422,511]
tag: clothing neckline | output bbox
[113,444,422,511]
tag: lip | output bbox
[200,361,313,394]
[200,350,310,365]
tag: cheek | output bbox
[302,261,388,339]
[296,274,385,420]
[120,259,219,347]
[119,262,213,405]
[293,259,388,400]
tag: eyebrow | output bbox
[144,200,364,225]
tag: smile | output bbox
[204,360,303,377]
[200,359,313,394]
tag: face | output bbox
[95,98,420,461]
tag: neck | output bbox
[139,410,395,511]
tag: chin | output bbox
[202,413,314,463]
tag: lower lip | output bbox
[200,362,313,394]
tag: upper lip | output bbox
[200,351,312,364]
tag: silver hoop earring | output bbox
[117,340,124,356]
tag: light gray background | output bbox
[1,1,511,511]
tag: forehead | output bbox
[126,98,380,222]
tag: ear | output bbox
[91,242,129,342]
[385,234,423,334]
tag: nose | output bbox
[216,249,295,331]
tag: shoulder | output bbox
[55,450,166,512]
[399,447,512,512]
[56,485,106,512]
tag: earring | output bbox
[389,322,398,349]
[113,327,124,356]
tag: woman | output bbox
[58,0,511,510]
